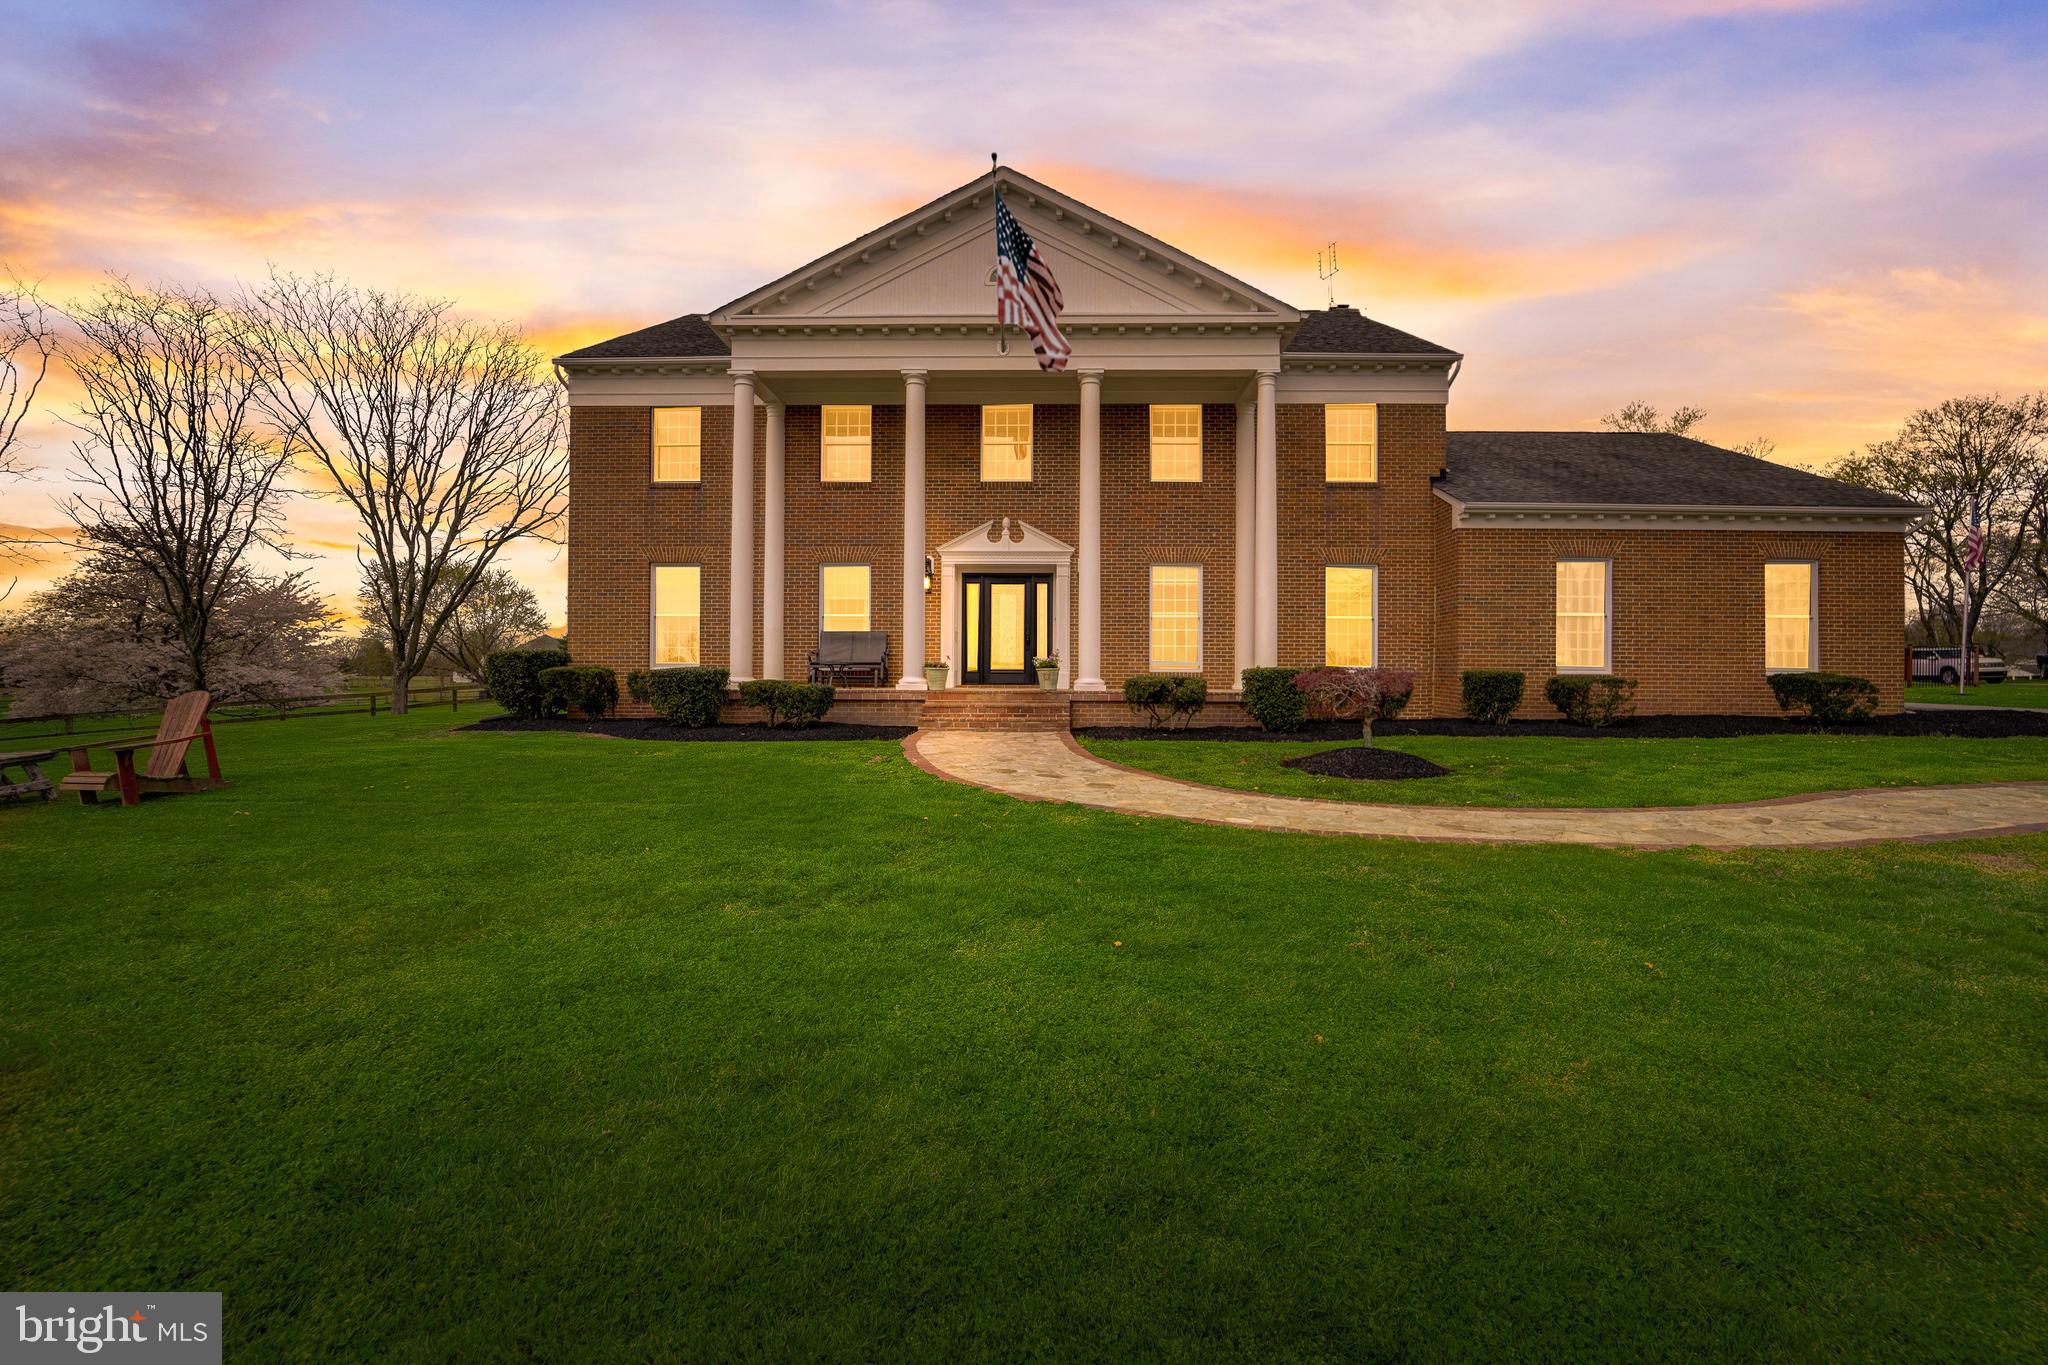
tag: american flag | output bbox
[994,189,1070,371]
[1964,496,1986,571]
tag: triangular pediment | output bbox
[936,518,1074,558]
[713,168,1297,326]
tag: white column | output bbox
[727,369,756,683]
[897,369,928,689]
[761,400,785,680]
[1254,368,1279,667]
[1234,397,1255,685]
[1075,368,1105,691]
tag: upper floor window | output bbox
[821,564,872,633]
[652,406,702,483]
[1555,559,1610,671]
[821,405,872,483]
[982,404,1033,481]
[1149,565,1202,670]
[1150,405,1202,482]
[1765,561,1816,671]
[651,564,702,666]
[1324,403,1377,483]
[1324,566,1377,666]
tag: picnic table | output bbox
[0,748,59,802]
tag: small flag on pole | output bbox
[994,188,1070,372]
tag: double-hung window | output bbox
[1150,405,1202,482]
[981,404,1033,481]
[821,405,872,483]
[651,565,702,666]
[1555,559,1611,671]
[1765,561,1817,671]
[1149,566,1202,670]
[652,407,702,483]
[821,564,872,633]
[1324,566,1377,666]
[1324,403,1377,483]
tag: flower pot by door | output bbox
[924,664,950,690]
[1035,666,1059,691]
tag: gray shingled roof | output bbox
[558,314,729,361]
[1285,304,1456,356]
[1440,432,1919,510]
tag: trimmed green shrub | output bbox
[738,678,836,727]
[641,666,729,727]
[1461,669,1525,725]
[625,670,653,704]
[484,648,570,718]
[1123,674,1208,729]
[1239,667,1306,732]
[1544,674,1638,727]
[539,665,618,719]
[1767,671,1878,724]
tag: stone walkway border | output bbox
[904,730,2048,849]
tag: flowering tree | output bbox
[1292,666,1418,747]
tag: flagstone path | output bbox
[904,730,2048,849]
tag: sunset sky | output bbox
[3,0,2045,621]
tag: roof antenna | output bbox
[1316,241,1340,308]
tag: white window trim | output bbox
[820,404,872,484]
[1554,557,1613,674]
[649,562,702,669]
[1323,403,1379,484]
[651,406,702,485]
[1149,404,1203,483]
[980,404,1034,483]
[1764,559,1820,674]
[1149,563,1204,672]
[819,561,873,634]
[1325,564,1380,668]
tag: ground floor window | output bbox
[821,564,872,633]
[1149,565,1201,670]
[1324,566,1377,666]
[651,564,701,666]
[1555,559,1610,671]
[1765,561,1817,671]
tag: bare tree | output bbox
[435,567,548,680]
[242,272,566,712]
[1602,400,1706,437]
[58,278,297,691]
[1833,393,2048,652]
[1,275,60,595]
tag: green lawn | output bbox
[1908,678,2048,708]
[3,711,2044,1359]
[1081,731,2048,808]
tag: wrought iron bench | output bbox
[808,631,890,687]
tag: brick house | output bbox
[559,167,1919,722]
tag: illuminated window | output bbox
[1324,566,1377,666]
[1324,403,1377,483]
[981,404,1033,481]
[1765,561,1816,671]
[1150,404,1202,482]
[821,405,872,483]
[821,564,871,633]
[1150,565,1202,670]
[652,407,701,483]
[651,565,701,666]
[1555,559,1610,671]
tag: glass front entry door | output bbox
[962,573,1052,684]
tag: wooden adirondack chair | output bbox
[59,691,226,807]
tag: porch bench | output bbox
[809,631,890,687]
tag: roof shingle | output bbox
[557,314,729,361]
[1440,431,1919,510]
[1285,304,1456,356]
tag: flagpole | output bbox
[990,153,1007,357]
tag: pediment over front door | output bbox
[935,518,1074,562]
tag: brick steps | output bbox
[918,687,1072,731]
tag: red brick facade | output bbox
[568,399,1906,717]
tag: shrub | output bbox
[1293,667,1417,746]
[738,678,835,727]
[1122,674,1208,729]
[484,648,570,718]
[1239,666,1306,732]
[625,670,653,704]
[1544,674,1638,727]
[539,665,618,719]
[1461,669,1525,725]
[1767,671,1878,724]
[640,666,729,727]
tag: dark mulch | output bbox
[1281,747,1451,781]
[462,716,915,742]
[1079,709,2048,741]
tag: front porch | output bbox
[717,685,1254,731]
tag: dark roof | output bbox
[1286,304,1456,356]
[515,634,568,652]
[1440,432,1920,510]
[557,314,728,361]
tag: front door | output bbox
[962,573,1052,684]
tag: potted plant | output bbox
[924,659,950,690]
[1033,654,1061,691]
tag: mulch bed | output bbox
[1281,747,1450,781]
[462,717,915,742]
[1079,709,2048,741]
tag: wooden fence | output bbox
[0,683,490,746]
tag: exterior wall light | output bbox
[924,555,934,592]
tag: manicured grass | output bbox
[1081,731,2048,807]
[3,711,2045,1359]
[1908,679,2048,708]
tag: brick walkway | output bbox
[905,731,2048,849]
